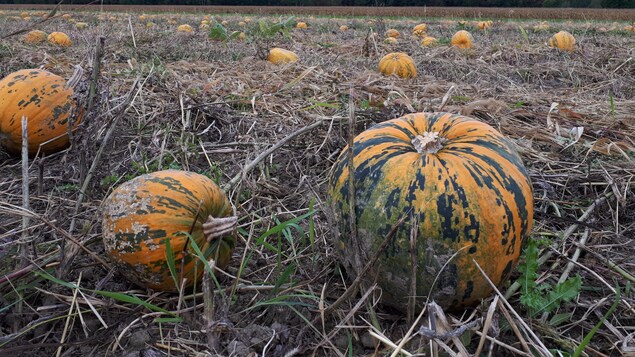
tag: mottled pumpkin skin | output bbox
[328,112,534,310]
[378,52,417,79]
[102,170,235,291]
[0,69,80,155]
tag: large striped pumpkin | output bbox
[102,170,237,291]
[0,69,81,155]
[328,112,533,310]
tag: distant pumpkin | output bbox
[47,31,72,46]
[378,52,417,79]
[339,25,349,31]
[420,36,438,47]
[548,30,575,52]
[177,24,193,33]
[412,23,428,37]
[75,22,88,29]
[0,69,81,155]
[23,30,47,44]
[451,30,474,49]
[267,48,299,64]
[386,28,401,38]
[383,37,398,44]
[296,22,308,29]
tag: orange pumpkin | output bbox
[548,31,576,52]
[412,23,428,37]
[385,28,401,38]
[0,69,81,155]
[451,30,474,49]
[102,170,238,291]
[267,48,299,64]
[378,52,417,79]
[420,36,438,47]
[23,30,47,44]
[47,31,72,46]
[328,112,534,310]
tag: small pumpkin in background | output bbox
[267,48,299,64]
[75,22,88,29]
[385,28,400,38]
[533,21,550,31]
[296,22,308,29]
[23,30,47,44]
[328,112,534,311]
[0,69,81,155]
[548,30,576,52]
[451,30,474,49]
[102,170,238,291]
[412,23,428,37]
[339,25,349,31]
[47,31,72,46]
[420,36,438,47]
[378,52,417,79]
[383,37,398,44]
[177,24,193,33]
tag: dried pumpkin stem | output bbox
[411,131,445,154]
[202,215,238,241]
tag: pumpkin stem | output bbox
[411,132,445,154]
[202,215,238,242]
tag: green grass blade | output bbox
[572,284,620,357]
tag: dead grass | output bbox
[0,9,634,357]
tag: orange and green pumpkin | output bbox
[0,69,81,155]
[327,112,534,310]
[102,170,238,291]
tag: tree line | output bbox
[0,0,632,9]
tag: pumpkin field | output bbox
[0,5,634,357]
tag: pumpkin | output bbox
[548,31,576,52]
[412,23,428,37]
[378,52,417,79]
[383,37,398,44]
[177,24,193,33]
[146,22,155,28]
[23,30,47,44]
[296,22,308,29]
[339,25,349,31]
[47,32,72,46]
[533,22,550,31]
[476,21,491,30]
[267,48,299,64]
[450,30,474,49]
[75,22,88,29]
[327,112,534,310]
[0,69,81,155]
[420,36,438,47]
[102,170,238,291]
[386,28,401,38]
[237,32,246,41]
[238,21,246,27]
